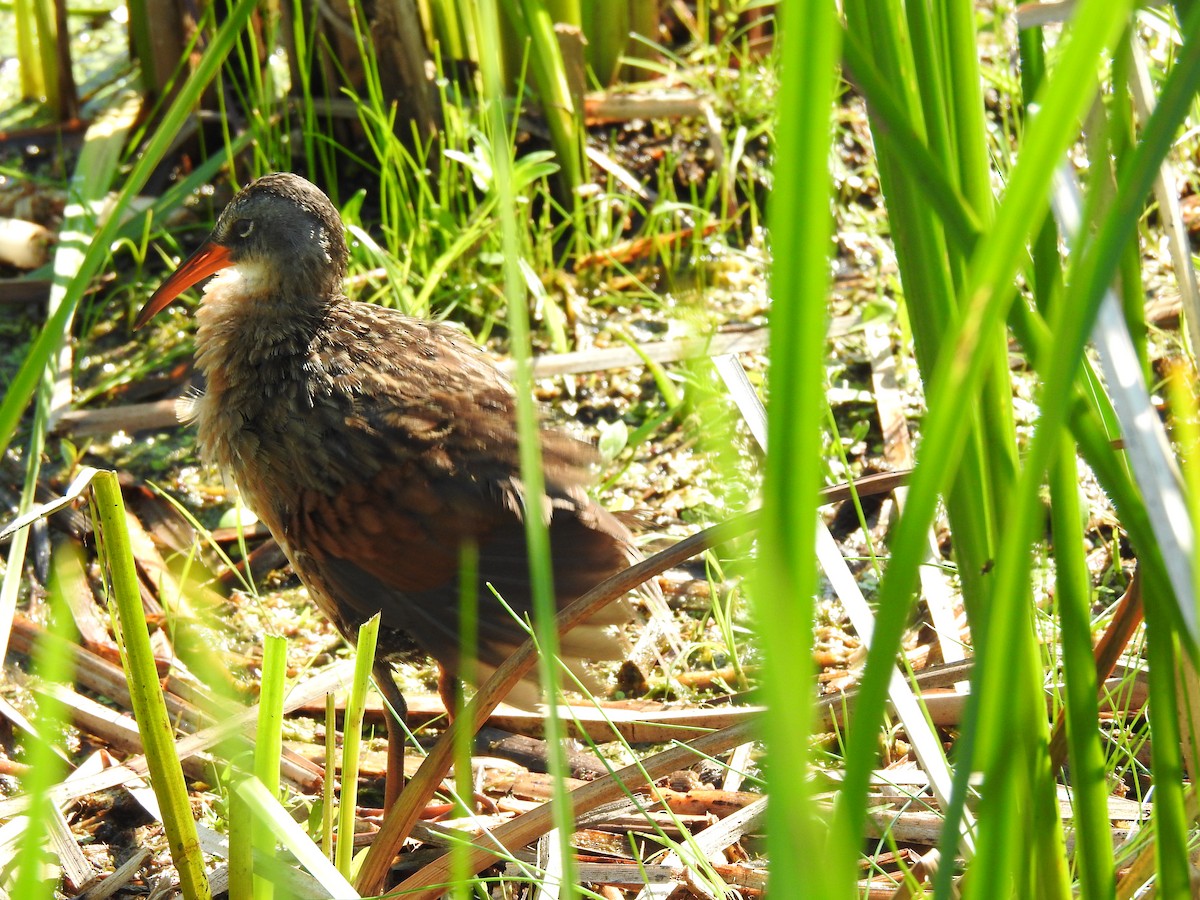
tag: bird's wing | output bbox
[283,458,635,705]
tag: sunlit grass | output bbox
[92,471,211,899]
[6,1,1200,897]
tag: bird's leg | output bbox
[435,664,494,815]
[372,660,408,813]
[437,664,462,723]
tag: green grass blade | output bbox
[756,0,842,894]
[227,781,253,900]
[14,0,43,99]
[581,0,628,85]
[451,542,479,899]
[841,28,983,248]
[479,0,578,894]
[844,0,1011,626]
[92,471,212,900]
[955,8,1200,891]
[253,635,288,900]
[501,0,585,202]
[1049,443,1114,899]
[10,545,75,896]
[1141,624,1190,896]
[939,0,992,220]
[322,692,336,859]
[335,614,380,878]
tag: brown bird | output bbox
[135,173,646,805]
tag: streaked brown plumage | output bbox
[136,173,641,797]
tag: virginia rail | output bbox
[135,173,643,804]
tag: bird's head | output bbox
[134,173,349,329]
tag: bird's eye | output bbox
[234,219,255,239]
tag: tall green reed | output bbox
[93,471,211,900]
[822,3,1200,896]
[477,0,580,893]
[754,0,841,896]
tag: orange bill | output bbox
[133,241,234,330]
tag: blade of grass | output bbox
[1048,439,1114,898]
[92,470,211,900]
[754,0,841,896]
[32,0,60,113]
[500,0,585,202]
[1129,37,1200,359]
[253,634,288,900]
[452,541,480,899]
[841,29,982,249]
[10,540,76,896]
[322,692,336,860]
[14,0,43,99]
[845,0,1014,651]
[1056,10,1200,644]
[1053,167,1193,635]
[1169,357,1200,758]
[581,0,628,86]
[1141,622,1190,896]
[478,0,578,895]
[1013,36,1115,894]
[226,781,253,900]
[335,614,380,879]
